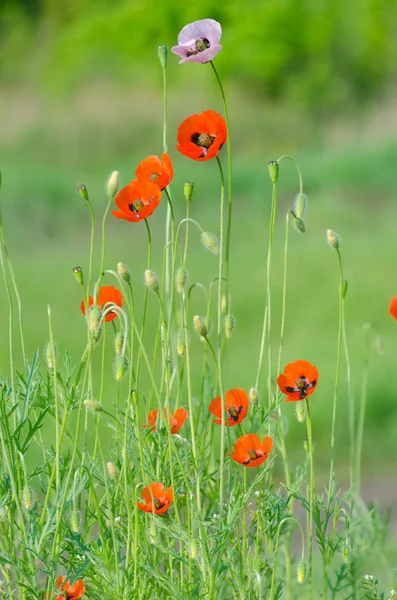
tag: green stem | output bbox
[136,219,152,390]
[306,399,316,600]
[270,517,306,599]
[356,325,370,496]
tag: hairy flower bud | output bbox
[113,355,129,382]
[114,332,124,355]
[268,160,279,183]
[297,560,307,584]
[327,229,340,249]
[225,314,236,339]
[89,304,102,332]
[249,388,259,405]
[73,266,84,287]
[158,44,168,69]
[107,461,118,480]
[93,326,103,347]
[221,295,227,313]
[176,329,187,356]
[190,539,198,560]
[184,181,194,203]
[22,486,35,511]
[107,171,119,198]
[117,262,131,283]
[70,510,80,534]
[295,401,306,423]
[176,267,188,292]
[77,184,89,201]
[194,315,207,337]
[295,193,308,218]
[44,342,57,369]
[201,231,219,255]
[144,269,160,293]
[84,399,103,412]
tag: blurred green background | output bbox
[1,0,397,535]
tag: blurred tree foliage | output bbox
[1,0,397,113]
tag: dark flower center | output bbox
[150,172,160,182]
[285,376,317,399]
[248,449,257,460]
[153,498,162,510]
[191,132,215,149]
[129,199,144,215]
[227,405,243,422]
[186,37,211,57]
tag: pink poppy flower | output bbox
[171,18,222,64]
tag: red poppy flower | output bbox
[112,179,161,223]
[137,482,173,515]
[232,434,273,468]
[80,285,122,323]
[56,576,85,600]
[389,296,397,320]
[208,388,248,426]
[135,153,173,191]
[277,360,318,402]
[143,408,188,434]
[177,110,227,161]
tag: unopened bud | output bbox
[22,486,34,511]
[144,269,160,293]
[190,539,198,559]
[166,359,173,379]
[249,388,259,405]
[194,315,207,337]
[107,171,119,198]
[158,45,168,69]
[70,510,80,534]
[84,399,103,412]
[114,332,124,355]
[176,329,187,356]
[297,560,307,584]
[113,355,129,382]
[342,279,348,299]
[327,229,340,249]
[221,295,227,313]
[184,181,194,203]
[294,217,306,234]
[268,160,279,183]
[44,342,57,369]
[73,266,84,287]
[89,304,102,332]
[201,231,219,255]
[295,193,308,218]
[176,267,188,292]
[107,461,118,480]
[342,544,351,563]
[93,326,103,347]
[225,314,235,339]
[295,401,306,423]
[117,262,131,283]
[77,184,89,201]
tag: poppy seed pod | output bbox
[268,160,279,183]
[158,44,168,69]
[84,399,103,412]
[73,266,84,287]
[176,267,188,292]
[117,262,131,283]
[184,181,194,203]
[114,332,124,355]
[327,229,340,249]
[89,304,102,332]
[107,461,118,480]
[113,355,129,382]
[295,401,306,423]
[145,269,160,293]
[293,217,306,234]
[44,341,57,369]
[194,315,207,337]
[297,560,307,584]
[77,184,89,201]
[201,231,219,255]
[225,314,236,339]
[249,387,259,405]
[294,193,308,218]
[107,171,119,198]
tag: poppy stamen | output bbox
[153,498,162,510]
[186,36,211,57]
[227,405,243,422]
[150,172,160,182]
[129,199,144,215]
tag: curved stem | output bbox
[270,516,306,599]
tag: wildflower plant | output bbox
[0,15,395,600]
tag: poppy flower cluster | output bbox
[112,153,173,223]
[143,408,188,434]
[80,285,122,323]
[137,482,174,515]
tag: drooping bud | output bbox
[144,269,160,293]
[294,193,308,218]
[22,486,34,511]
[114,332,124,355]
[166,359,173,379]
[342,544,351,563]
[106,171,119,198]
[89,304,102,332]
[184,181,194,203]
[293,217,306,234]
[113,355,129,382]
[70,510,80,534]
[326,229,340,249]
[268,160,279,183]
[93,326,103,347]
[193,315,207,338]
[297,560,307,584]
[44,342,57,369]
[77,184,89,201]
[249,388,259,405]
[176,267,188,293]
[342,279,348,299]
[107,461,118,480]
[225,314,236,339]
[176,329,187,356]
[295,401,306,423]
[158,45,168,69]
[200,231,219,255]
[73,266,84,287]
[84,399,103,412]
[117,262,131,283]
